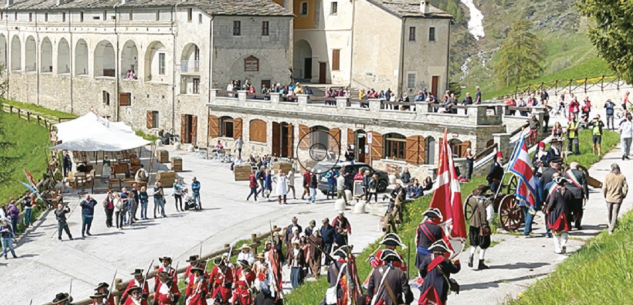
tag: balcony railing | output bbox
[181,60,200,73]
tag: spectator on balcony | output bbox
[325,87,333,98]
[304,86,313,95]
[295,83,304,94]
[243,79,251,90]
[518,98,528,116]
[379,90,386,99]
[359,89,366,101]
[475,86,482,104]
[126,70,137,80]
[528,114,540,146]
[462,92,473,115]
[505,98,517,115]
[526,94,536,107]
[540,90,549,104]
[414,90,426,102]
[247,85,256,95]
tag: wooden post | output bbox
[554,80,559,95]
[601,75,605,91]
[17,108,20,118]
[251,234,258,254]
[27,111,31,122]
[37,115,41,125]
[9,105,12,114]
[584,77,588,93]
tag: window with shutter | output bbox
[233,118,243,139]
[405,136,426,165]
[191,115,198,146]
[347,128,355,148]
[299,124,310,150]
[146,111,153,129]
[328,128,340,151]
[370,131,383,160]
[208,114,219,138]
[332,49,340,71]
[249,119,267,143]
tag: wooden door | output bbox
[328,128,340,152]
[191,115,198,146]
[299,124,310,150]
[319,63,326,84]
[208,114,219,138]
[405,136,426,165]
[272,122,281,157]
[180,114,187,143]
[286,123,294,158]
[146,111,154,129]
[233,118,243,140]
[347,128,355,149]
[305,58,312,79]
[461,140,471,157]
[370,131,383,160]
[431,76,439,98]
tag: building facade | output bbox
[275,0,451,97]
[0,0,293,146]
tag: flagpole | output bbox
[494,130,526,199]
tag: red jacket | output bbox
[235,268,256,287]
[231,287,252,305]
[123,298,148,305]
[155,266,178,288]
[249,174,257,188]
[92,294,115,305]
[186,276,209,303]
[209,266,233,302]
[121,280,149,301]
[153,282,181,305]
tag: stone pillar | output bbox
[210,89,217,101]
[237,90,247,101]
[297,94,308,111]
[270,93,280,106]
[336,97,348,109]
[369,99,381,112]
[532,106,545,128]
[493,133,511,163]
[416,102,429,115]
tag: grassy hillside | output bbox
[0,107,50,204]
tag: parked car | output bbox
[312,161,390,194]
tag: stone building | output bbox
[274,0,452,97]
[0,0,293,145]
[207,91,507,179]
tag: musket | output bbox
[29,300,32,305]
[199,242,203,260]
[69,279,73,298]
[141,259,155,298]
[106,269,118,301]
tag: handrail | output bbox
[475,143,497,161]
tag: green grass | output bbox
[507,209,633,305]
[1,99,77,121]
[136,130,160,142]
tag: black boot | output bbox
[478,259,489,270]
[467,254,474,268]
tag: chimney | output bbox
[5,0,13,7]
[420,0,428,14]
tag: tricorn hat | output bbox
[322,217,329,224]
[89,292,106,299]
[332,245,349,258]
[378,249,403,263]
[130,269,144,276]
[429,240,450,253]
[423,208,443,221]
[186,255,199,262]
[380,233,406,248]
[52,293,70,305]
[554,176,569,186]
[159,257,172,264]
[95,282,109,290]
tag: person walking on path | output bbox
[126,191,136,226]
[130,183,140,221]
[605,99,616,130]
[603,163,628,235]
[320,218,335,265]
[257,166,267,197]
[54,204,73,241]
[102,190,114,228]
[332,211,351,249]
[308,169,318,204]
[22,191,34,228]
[366,174,378,203]
[153,182,166,218]
[415,208,444,270]
[565,162,589,230]
[173,178,184,212]
[247,170,258,202]
[287,169,297,199]
[468,192,493,270]
[63,152,72,177]
[80,195,97,237]
[588,115,605,157]
[307,229,324,278]
[567,115,581,155]
[264,169,273,200]
[286,239,306,288]
[191,177,201,210]
[418,240,461,305]
[1,218,17,259]
[336,173,348,205]
[139,186,149,219]
[466,148,475,180]
[234,136,244,160]
[274,169,288,204]
[7,199,19,235]
[114,193,124,230]
[546,177,574,254]
[301,168,311,200]
[528,114,540,146]
[618,112,633,160]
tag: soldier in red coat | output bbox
[90,292,108,305]
[209,257,233,305]
[123,286,148,305]
[155,257,178,288]
[235,260,256,288]
[121,269,150,303]
[231,280,252,305]
[185,267,209,305]
[93,282,115,305]
[184,255,207,284]
[154,271,181,305]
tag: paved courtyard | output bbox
[1,146,386,304]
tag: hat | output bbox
[538,142,545,148]
[186,255,199,262]
[429,240,450,253]
[496,151,503,158]
[157,271,171,281]
[378,249,403,262]
[423,208,443,221]
[332,245,349,258]
[554,176,569,186]
[130,269,144,276]
[126,286,142,295]
[550,138,559,144]
[89,292,106,299]
[338,210,345,215]
[240,244,251,250]
[191,266,205,274]
[380,233,406,248]
[292,216,298,222]
[95,282,109,290]
[309,220,316,226]
[549,157,562,164]
[52,293,70,304]
[159,257,172,264]
[322,218,329,224]
[292,226,299,232]
[214,257,224,266]
[256,253,265,260]
[238,259,250,267]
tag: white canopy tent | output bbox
[52,112,151,151]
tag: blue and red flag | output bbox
[508,135,541,208]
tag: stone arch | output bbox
[10,35,20,71]
[75,39,89,76]
[94,40,115,77]
[0,34,6,70]
[41,37,53,73]
[293,39,312,80]
[181,43,200,73]
[57,38,70,74]
[144,41,167,81]
[121,40,138,79]
[25,36,36,72]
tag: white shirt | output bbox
[620,120,633,138]
[237,251,255,265]
[337,176,345,191]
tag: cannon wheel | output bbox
[463,194,477,221]
[497,194,524,231]
[505,175,519,195]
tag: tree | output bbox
[578,0,633,84]
[0,66,17,185]
[493,19,545,87]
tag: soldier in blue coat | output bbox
[418,240,461,305]
[415,208,444,271]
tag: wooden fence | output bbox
[501,75,624,100]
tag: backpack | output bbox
[606,102,614,115]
